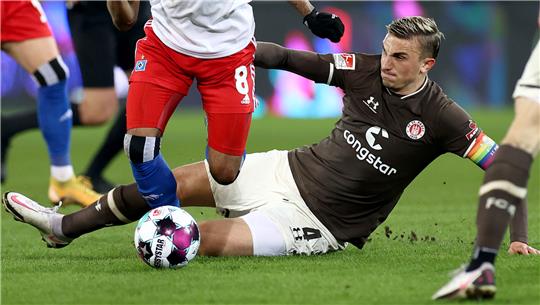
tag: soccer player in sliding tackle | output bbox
[3,16,537,300]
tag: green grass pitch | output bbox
[1,110,538,304]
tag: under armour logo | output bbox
[95,201,102,212]
[363,96,379,113]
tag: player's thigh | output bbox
[206,112,252,156]
[127,26,193,135]
[207,150,290,215]
[2,37,59,73]
[205,112,252,183]
[1,0,56,72]
[502,97,540,156]
[126,81,184,136]
[198,218,253,256]
[199,43,256,159]
[172,161,215,207]
[196,41,256,115]
[243,203,342,256]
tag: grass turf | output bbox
[1,110,539,304]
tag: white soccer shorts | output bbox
[513,41,540,104]
[205,150,344,256]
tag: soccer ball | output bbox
[134,206,200,269]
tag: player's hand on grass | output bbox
[303,9,344,43]
[508,241,540,255]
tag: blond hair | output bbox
[386,16,445,59]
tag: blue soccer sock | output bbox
[37,79,72,167]
[130,153,180,208]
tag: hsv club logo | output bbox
[333,53,355,70]
[406,120,425,140]
[135,56,147,72]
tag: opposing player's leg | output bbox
[124,81,184,208]
[206,113,252,184]
[198,40,256,185]
[125,21,195,209]
[434,41,540,301]
[2,37,100,207]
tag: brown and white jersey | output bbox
[288,53,482,248]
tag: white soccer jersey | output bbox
[149,0,255,59]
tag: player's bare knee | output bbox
[206,147,242,185]
[79,106,117,125]
[78,95,119,125]
[208,166,238,185]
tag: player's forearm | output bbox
[107,0,140,31]
[254,42,330,83]
[288,0,315,17]
[509,198,528,243]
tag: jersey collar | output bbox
[385,76,429,100]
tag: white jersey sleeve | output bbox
[150,0,256,59]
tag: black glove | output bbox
[303,9,345,43]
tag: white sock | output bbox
[51,165,75,182]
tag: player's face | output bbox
[380,34,435,95]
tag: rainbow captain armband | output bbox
[463,132,499,170]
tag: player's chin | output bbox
[382,79,397,90]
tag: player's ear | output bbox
[420,57,436,74]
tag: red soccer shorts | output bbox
[129,20,256,114]
[127,21,256,156]
[126,82,252,156]
[0,0,52,43]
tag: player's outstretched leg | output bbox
[2,184,151,248]
[2,192,72,248]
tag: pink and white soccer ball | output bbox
[134,206,200,269]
